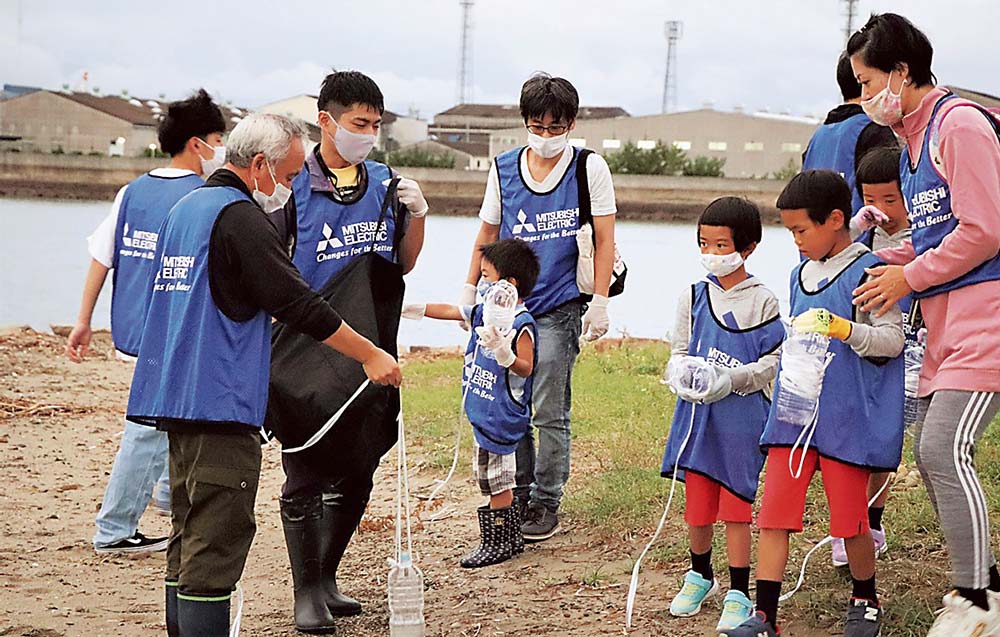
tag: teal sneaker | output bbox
[716,589,753,631]
[669,570,719,617]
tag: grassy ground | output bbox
[403,340,997,636]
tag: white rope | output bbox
[625,402,697,629]
[395,404,414,562]
[229,583,244,637]
[281,379,371,454]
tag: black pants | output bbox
[166,430,261,599]
[281,446,379,508]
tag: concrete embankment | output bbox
[0,153,789,223]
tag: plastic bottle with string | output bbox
[388,405,425,637]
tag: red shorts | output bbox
[757,447,871,538]
[684,471,753,526]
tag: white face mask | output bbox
[197,139,226,176]
[700,251,745,278]
[527,131,569,159]
[252,160,293,213]
[322,111,377,165]
[860,72,906,127]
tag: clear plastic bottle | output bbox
[903,341,925,428]
[666,355,717,400]
[388,552,425,637]
[776,329,831,427]
[479,280,518,361]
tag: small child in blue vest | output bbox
[661,197,784,631]
[829,145,913,567]
[403,238,540,567]
[723,170,905,637]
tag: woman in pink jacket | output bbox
[850,13,1000,637]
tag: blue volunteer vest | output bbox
[126,185,271,428]
[496,147,582,316]
[462,304,537,455]
[802,112,872,215]
[292,157,397,290]
[761,252,904,470]
[111,172,203,355]
[660,280,785,502]
[901,94,1000,299]
[856,229,920,345]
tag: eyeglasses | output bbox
[526,123,569,135]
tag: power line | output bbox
[457,0,474,104]
[662,20,683,114]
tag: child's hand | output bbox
[851,205,891,233]
[475,325,515,367]
[699,369,733,404]
[792,308,853,340]
[401,304,426,320]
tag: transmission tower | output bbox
[843,0,859,46]
[457,0,474,104]
[662,20,683,114]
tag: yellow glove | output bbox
[792,308,853,340]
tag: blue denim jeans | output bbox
[93,419,170,547]
[514,300,582,512]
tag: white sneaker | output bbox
[927,591,1000,637]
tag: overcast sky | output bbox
[1,0,997,121]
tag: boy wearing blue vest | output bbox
[65,89,226,554]
[802,52,896,216]
[828,145,914,568]
[405,238,540,567]
[276,71,427,632]
[661,197,784,631]
[723,170,905,637]
[463,73,617,543]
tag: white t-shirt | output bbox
[478,147,617,225]
[86,168,197,267]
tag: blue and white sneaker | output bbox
[669,570,719,617]
[719,610,779,636]
[716,589,754,631]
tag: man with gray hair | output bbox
[127,113,402,636]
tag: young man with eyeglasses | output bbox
[462,73,617,542]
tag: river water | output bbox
[0,198,801,347]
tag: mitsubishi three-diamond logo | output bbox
[463,351,476,382]
[316,223,344,252]
[511,209,536,235]
[122,222,131,247]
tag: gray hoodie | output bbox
[671,275,781,394]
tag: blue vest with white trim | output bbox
[111,172,203,355]
[496,147,581,316]
[126,185,271,428]
[660,280,784,502]
[760,252,904,470]
[292,158,396,290]
[802,112,871,215]
[901,93,1000,299]
[462,304,537,455]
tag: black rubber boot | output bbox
[460,506,514,568]
[281,495,337,634]
[165,583,179,637]
[177,597,229,637]
[319,491,364,617]
[510,501,524,555]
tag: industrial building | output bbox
[430,103,629,146]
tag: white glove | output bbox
[385,177,428,218]
[475,325,516,368]
[850,205,891,234]
[581,295,610,342]
[699,369,733,404]
[401,303,426,320]
[458,283,477,331]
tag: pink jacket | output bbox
[877,87,1000,395]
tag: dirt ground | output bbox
[0,328,830,637]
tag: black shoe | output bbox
[522,502,560,543]
[319,491,364,617]
[281,495,337,634]
[94,531,168,554]
[844,598,882,637]
[461,506,514,568]
[510,500,524,555]
[177,597,229,637]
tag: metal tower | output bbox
[457,0,474,104]
[662,20,683,114]
[843,0,859,45]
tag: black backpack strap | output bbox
[575,148,594,230]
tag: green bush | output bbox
[605,141,687,176]
[387,147,456,169]
[682,155,726,177]
[771,157,800,180]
